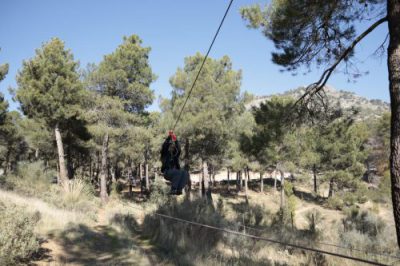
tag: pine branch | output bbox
[294,16,388,108]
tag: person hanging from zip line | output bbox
[160,130,189,195]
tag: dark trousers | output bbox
[164,169,190,191]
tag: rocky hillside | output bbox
[248,85,389,120]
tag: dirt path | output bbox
[0,189,160,266]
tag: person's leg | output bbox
[176,170,190,194]
[165,169,181,193]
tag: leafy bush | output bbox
[113,181,125,195]
[326,196,344,210]
[34,178,99,220]
[342,208,385,237]
[143,197,227,259]
[242,204,268,226]
[0,201,40,265]
[6,161,56,197]
[6,162,98,217]
[148,178,169,205]
[0,174,14,190]
[305,209,322,239]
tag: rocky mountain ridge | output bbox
[248,85,389,120]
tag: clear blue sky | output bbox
[0,0,390,112]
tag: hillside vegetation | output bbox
[0,31,398,265]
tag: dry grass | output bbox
[0,189,94,236]
[2,170,399,266]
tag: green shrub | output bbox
[342,192,357,207]
[243,204,268,226]
[283,182,294,197]
[0,201,40,265]
[45,178,99,219]
[326,196,344,210]
[305,209,322,237]
[339,227,398,262]
[7,162,98,217]
[7,161,56,198]
[143,197,227,258]
[342,208,385,237]
[367,170,392,204]
[0,174,14,190]
[148,178,169,205]
[115,181,125,194]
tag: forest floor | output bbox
[0,189,162,266]
[0,183,397,265]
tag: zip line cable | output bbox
[160,0,392,264]
[125,203,388,265]
[171,0,234,131]
[238,223,400,260]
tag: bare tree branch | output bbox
[293,16,388,109]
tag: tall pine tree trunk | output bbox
[89,156,93,183]
[55,124,67,184]
[184,138,191,191]
[139,163,143,194]
[212,167,216,187]
[128,160,133,198]
[95,151,100,184]
[4,147,11,175]
[280,170,285,208]
[388,0,400,248]
[239,170,243,191]
[244,169,249,204]
[145,163,149,192]
[236,171,239,191]
[111,165,116,183]
[328,178,335,198]
[201,160,206,197]
[206,162,212,201]
[227,168,230,192]
[66,145,74,179]
[100,132,109,203]
[313,164,318,194]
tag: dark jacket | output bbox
[160,136,181,173]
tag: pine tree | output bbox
[166,54,243,197]
[0,54,9,126]
[13,38,86,183]
[0,111,28,174]
[241,0,400,247]
[85,35,156,202]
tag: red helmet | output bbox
[168,130,177,141]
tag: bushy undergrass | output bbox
[56,178,99,219]
[139,190,329,265]
[3,161,99,219]
[0,200,40,265]
[338,207,399,264]
[3,161,55,196]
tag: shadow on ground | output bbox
[47,223,158,266]
[293,188,325,205]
